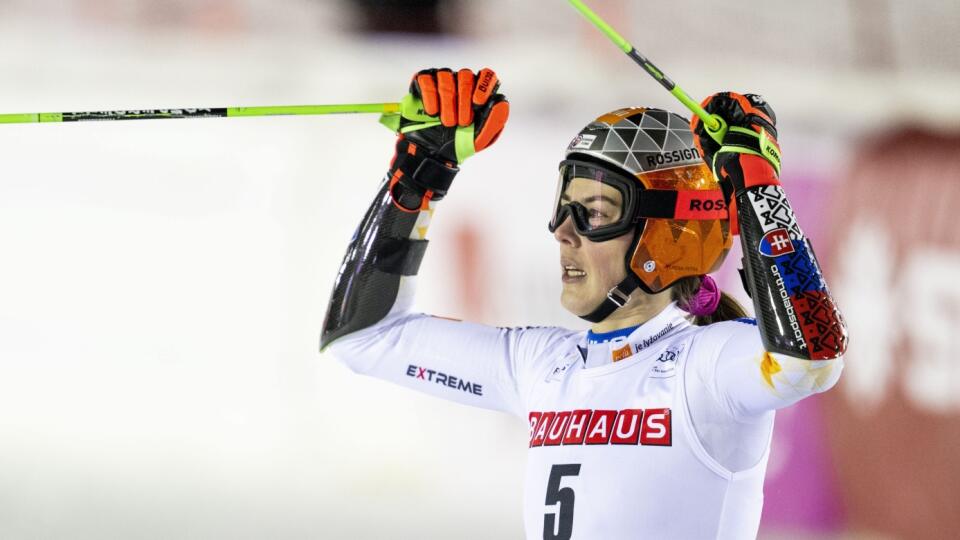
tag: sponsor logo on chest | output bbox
[528,408,672,448]
[634,323,674,353]
[546,356,577,382]
[650,343,684,378]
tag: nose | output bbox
[552,212,582,247]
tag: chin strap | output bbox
[579,274,641,324]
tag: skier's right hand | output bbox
[399,68,510,164]
[383,68,510,212]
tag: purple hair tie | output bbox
[680,275,721,317]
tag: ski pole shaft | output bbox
[566,0,726,141]
[0,103,401,125]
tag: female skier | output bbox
[321,68,848,539]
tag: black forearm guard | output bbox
[736,185,848,360]
[320,176,430,349]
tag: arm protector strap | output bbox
[736,180,848,360]
[320,175,429,349]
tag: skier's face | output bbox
[554,178,632,316]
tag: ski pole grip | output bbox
[704,114,728,145]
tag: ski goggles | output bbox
[548,159,730,242]
[548,160,639,241]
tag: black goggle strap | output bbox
[580,273,641,324]
[634,189,729,220]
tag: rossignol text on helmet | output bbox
[549,107,733,322]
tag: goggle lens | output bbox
[549,161,636,241]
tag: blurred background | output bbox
[0,0,957,538]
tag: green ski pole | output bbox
[566,0,728,143]
[0,102,401,125]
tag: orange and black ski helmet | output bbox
[549,107,733,297]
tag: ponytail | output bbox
[671,275,749,326]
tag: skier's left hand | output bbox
[690,92,781,197]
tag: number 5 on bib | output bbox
[544,464,581,540]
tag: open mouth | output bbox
[562,263,587,282]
